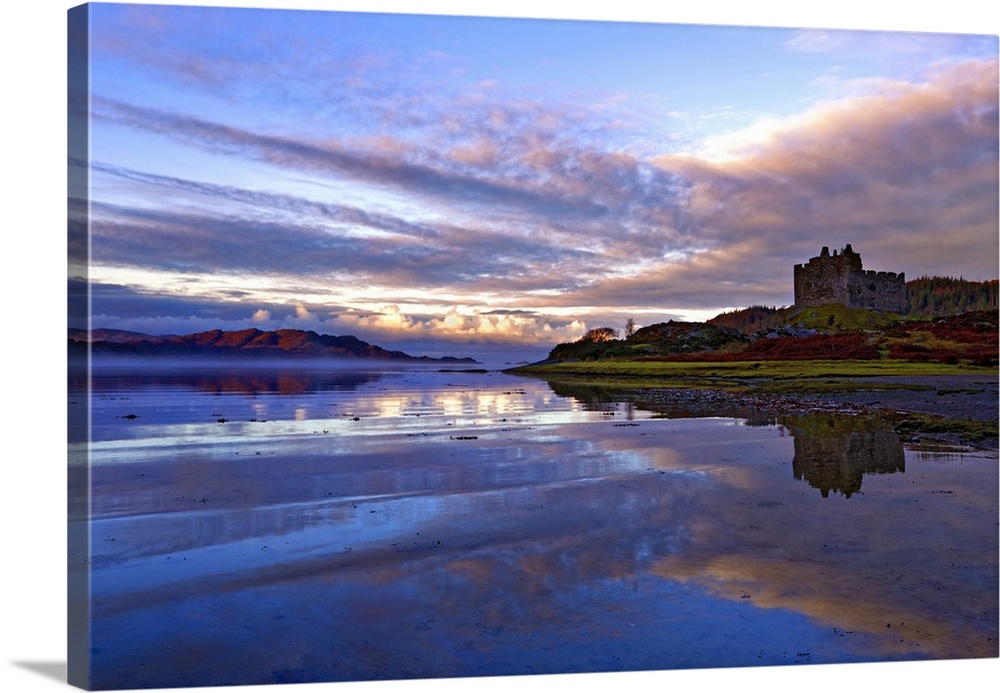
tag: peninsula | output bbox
[68,327,479,364]
[509,246,999,449]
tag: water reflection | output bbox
[82,364,384,395]
[74,369,998,688]
[543,376,910,498]
[783,415,906,498]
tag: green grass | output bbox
[508,358,993,380]
[507,358,997,399]
[780,304,905,332]
[894,415,999,443]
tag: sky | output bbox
[67,1,999,362]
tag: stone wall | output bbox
[794,244,905,311]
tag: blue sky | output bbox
[67,1,999,361]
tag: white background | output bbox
[2,2,997,692]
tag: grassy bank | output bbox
[507,358,994,381]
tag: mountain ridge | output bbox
[68,327,479,363]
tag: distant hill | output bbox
[68,327,479,363]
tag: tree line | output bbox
[904,276,998,316]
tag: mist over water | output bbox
[70,364,998,689]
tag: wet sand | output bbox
[795,373,999,421]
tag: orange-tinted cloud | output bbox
[654,59,998,282]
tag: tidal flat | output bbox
[68,364,998,689]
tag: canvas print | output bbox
[67,2,999,690]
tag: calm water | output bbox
[68,364,999,689]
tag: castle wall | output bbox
[793,245,905,312]
[846,269,907,312]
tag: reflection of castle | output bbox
[785,415,905,498]
[793,244,905,312]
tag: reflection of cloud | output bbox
[649,450,998,662]
[83,374,997,672]
[516,414,997,663]
[653,554,949,656]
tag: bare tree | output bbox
[624,318,636,337]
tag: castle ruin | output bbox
[793,244,905,312]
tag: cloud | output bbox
[93,97,641,227]
[84,279,591,353]
[562,244,795,312]
[652,58,999,282]
[785,29,852,54]
[334,305,588,347]
[84,193,607,300]
[85,280,295,326]
[81,20,998,352]
[786,27,997,69]
[96,50,998,300]
[82,93,701,297]
[91,93,694,238]
[292,304,316,323]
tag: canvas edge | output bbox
[54,3,1000,692]
[67,3,92,690]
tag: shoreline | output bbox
[507,362,999,450]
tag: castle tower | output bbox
[793,245,905,312]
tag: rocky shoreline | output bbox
[790,373,998,419]
[608,373,998,450]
